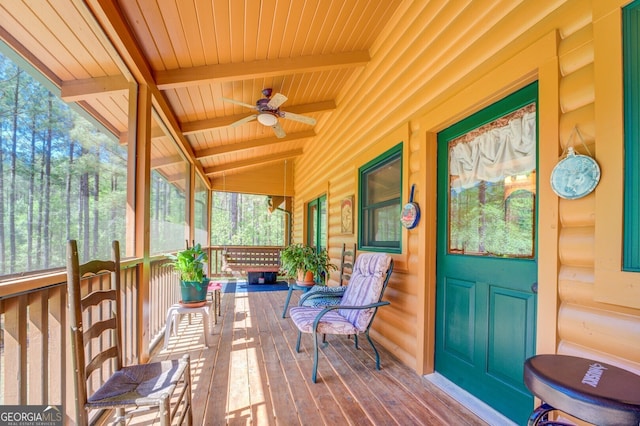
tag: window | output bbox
[623,0,640,271]
[194,174,208,246]
[149,111,188,254]
[0,51,127,275]
[307,195,327,252]
[359,144,402,252]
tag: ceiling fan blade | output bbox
[280,110,317,126]
[267,93,288,109]
[220,97,257,110]
[230,114,257,127]
[271,122,286,138]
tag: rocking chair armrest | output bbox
[312,301,390,330]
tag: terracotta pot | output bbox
[297,269,315,283]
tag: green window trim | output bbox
[358,143,403,253]
[624,0,640,271]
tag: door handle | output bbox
[531,282,538,293]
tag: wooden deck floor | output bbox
[147,285,489,426]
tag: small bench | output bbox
[223,247,281,284]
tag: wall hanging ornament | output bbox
[550,127,601,200]
[400,184,420,229]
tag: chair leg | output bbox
[527,403,571,426]
[296,331,302,352]
[353,334,359,349]
[159,395,171,426]
[115,408,125,425]
[365,330,381,370]
[282,286,295,318]
[312,330,320,383]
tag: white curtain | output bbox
[449,111,536,190]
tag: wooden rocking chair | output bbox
[66,240,193,425]
[298,243,356,308]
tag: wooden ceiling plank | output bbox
[60,75,128,102]
[204,148,303,175]
[181,100,335,134]
[195,130,315,159]
[155,51,370,89]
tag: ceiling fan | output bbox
[220,88,317,138]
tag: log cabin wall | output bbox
[291,0,640,376]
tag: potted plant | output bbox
[312,248,338,285]
[166,243,210,303]
[280,243,337,284]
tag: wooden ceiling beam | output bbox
[181,101,335,134]
[194,130,315,159]
[150,155,184,170]
[60,75,129,102]
[204,149,303,175]
[155,52,370,90]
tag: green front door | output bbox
[435,83,538,424]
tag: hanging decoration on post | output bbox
[550,126,601,200]
[401,184,420,229]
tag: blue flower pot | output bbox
[180,278,209,303]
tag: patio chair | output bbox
[289,252,393,383]
[66,240,193,425]
[298,243,356,308]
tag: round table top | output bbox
[524,354,640,425]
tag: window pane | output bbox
[194,174,208,246]
[308,202,318,248]
[448,104,536,258]
[319,196,327,251]
[150,112,188,254]
[372,203,401,243]
[367,158,401,204]
[0,52,127,275]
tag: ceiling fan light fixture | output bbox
[257,112,278,126]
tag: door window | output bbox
[448,103,536,258]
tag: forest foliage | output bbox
[0,53,285,278]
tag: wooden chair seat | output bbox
[524,354,640,425]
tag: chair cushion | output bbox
[87,358,187,407]
[289,306,358,335]
[300,285,346,307]
[300,295,342,308]
[338,253,391,331]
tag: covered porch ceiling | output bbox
[0,0,404,188]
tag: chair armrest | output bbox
[312,301,390,330]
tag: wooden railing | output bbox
[0,245,280,423]
[0,255,179,424]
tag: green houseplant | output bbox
[166,243,210,303]
[280,243,337,284]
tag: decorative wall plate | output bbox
[550,147,600,199]
[401,184,420,229]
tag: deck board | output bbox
[138,285,489,425]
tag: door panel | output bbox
[442,278,476,364]
[436,83,538,424]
